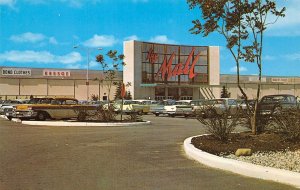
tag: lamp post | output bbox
[73,46,102,101]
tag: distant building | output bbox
[0,67,121,101]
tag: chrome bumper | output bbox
[12,110,37,118]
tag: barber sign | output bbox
[2,68,31,76]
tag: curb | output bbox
[21,120,151,127]
[183,135,300,188]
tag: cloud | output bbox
[230,66,248,73]
[57,52,82,64]
[124,35,139,41]
[83,35,118,47]
[0,0,16,8]
[10,32,59,46]
[149,35,177,44]
[10,32,46,43]
[284,52,300,61]
[49,37,58,45]
[263,55,276,61]
[0,50,82,66]
[23,0,46,4]
[65,64,81,69]
[88,61,99,69]
[24,0,102,8]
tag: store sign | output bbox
[150,47,200,80]
[2,68,31,76]
[271,78,288,83]
[43,70,71,77]
[146,48,158,64]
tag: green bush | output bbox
[270,107,300,141]
[94,104,118,122]
[125,112,143,122]
[195,105,240,142]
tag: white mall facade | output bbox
[123,41,220,100]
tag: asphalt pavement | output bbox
[0,115,297,190]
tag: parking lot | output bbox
[0,115,296,190]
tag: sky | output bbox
[0,0,299,77]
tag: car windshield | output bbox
[9,100,21,104]
[209,99,224,105]
[28,99,40,104]
[141,101,152,105]
[228,99,237,105]
[28,98,52,104]
[261,95,296,103]
[175,101,189,105]
[190,100,204,106]
[123,101,133,105]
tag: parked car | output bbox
[190,99,207,113]
[149,100,171,116]
[12,97,98,121]
[113,100,139,114]
[0,99,29,120]
[132,99,157,114]
[164,100,193,117]
[236,99,256,115]
[256,94,298,117]
[195,98,239,118]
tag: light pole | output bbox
[73,46,102,101]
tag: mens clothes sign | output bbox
[2,68,31,76]
[43,70,71,77]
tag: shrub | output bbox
[125,112,143,122]
[195,105,240,142]
[94,104,117,122]
[270,107,300,141]
[91,94,99,101]
[74,104,118,122]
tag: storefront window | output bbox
[141,43,208,85]
[168,87,179,100]
[155,87,165,100]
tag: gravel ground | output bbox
[223,150,300,173]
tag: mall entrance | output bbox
[154,87,193,100]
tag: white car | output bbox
[164,100,193,117]
[0,99,29,120]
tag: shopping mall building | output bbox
[0,40,299,101]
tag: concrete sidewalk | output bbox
[184,135,300,188]
[21,120,151,126]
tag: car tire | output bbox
[36,112,47,121]
[154,113,159,116]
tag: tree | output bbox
[95,50,125,104]
[91,94,99,101]
[114,81,122,100]
[221,86,231,98]
[114,81,132,100]
[188,0,285,134]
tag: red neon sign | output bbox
[155,48,200,80]
[146,48,158,64]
